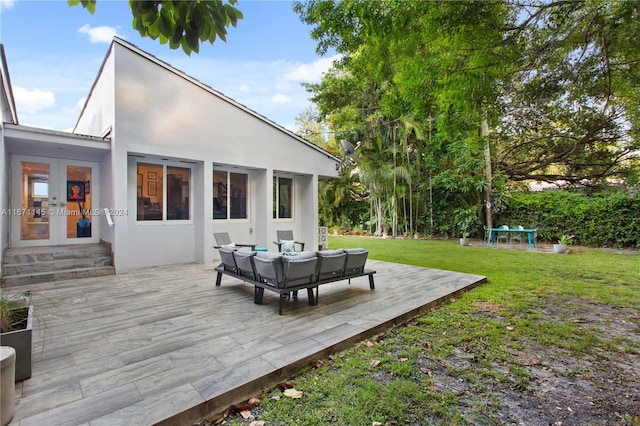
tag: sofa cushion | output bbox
[254,252,284,286]
[316,250,346,281]
[256,251,282,261]
[318,249,344,257]
[282,257,318,287]
[344,248,369,276]
[233,250,257,279]
[283,250,317,261]
[218,247,238,272]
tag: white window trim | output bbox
[135,159,194,225]
[212,168,250,223]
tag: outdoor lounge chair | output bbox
[213,232,256,250]
[274,230,305,253]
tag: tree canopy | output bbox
[69,0,243,55]
[294,0,640,237]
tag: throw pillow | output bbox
[281,240,295,254]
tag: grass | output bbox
[221,237,640,425]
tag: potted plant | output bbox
[0,290,33,381]
[553,234,574,254]
[454,207,479,247]
[460,229,470,246]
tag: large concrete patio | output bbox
[9,259,486,426]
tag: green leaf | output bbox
[80,0,96,14]
[186,28,200,53]
[181,37,192,56]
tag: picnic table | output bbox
[486,227,537,250]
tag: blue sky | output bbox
[0,0,337,132]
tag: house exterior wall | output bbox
[74,47,115,138]
[0,124,8,259]
[97,40,338,272]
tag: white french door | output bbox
[10,155,100,247]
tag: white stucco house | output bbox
[0,39,339,274]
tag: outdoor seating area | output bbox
[7,260,486,425]
[216,247,375,314]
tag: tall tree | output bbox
[295,0,639,236]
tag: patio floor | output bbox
[9,259,486,426]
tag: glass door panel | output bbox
[19,161,50,240]
[65,165,93,239]
[11,155,99,247]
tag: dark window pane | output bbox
[167,167,190,220]
[278,177,293,219]
[213,171,227,219]
[229,173,247,219]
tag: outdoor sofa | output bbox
[215,247,376,314]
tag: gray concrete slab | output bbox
[9,260,485,425]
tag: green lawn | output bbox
[219,237,639,425]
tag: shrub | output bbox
[495,190,640,248]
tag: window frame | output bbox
[212,168,250,222]
[135,160,193,225]
[273,175,294,222]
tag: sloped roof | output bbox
[0,44,19,125]
[76,37,340,163]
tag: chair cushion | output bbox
[221,243,236,249]
[281,240,295,254]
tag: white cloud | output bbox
[237,84,249,93]
[0,0,14,11]
[78,24,121,43]
[13,86,56,114]
[283,54,341,83]
[272,94,292,104]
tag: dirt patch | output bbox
[211,298,640,425]
[430,299,640,425]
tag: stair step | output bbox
[1,243,114,287]
[2,246,111,264]
[1,266,116,287]
[2,256,113,276]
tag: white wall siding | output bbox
[75,48,115,137]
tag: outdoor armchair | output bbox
[274,230,305,253]
[213,232,256,250]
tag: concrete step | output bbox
[1,243,114,287]
[1,266,116,287]
[2,255,113,276]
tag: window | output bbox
[273,176,293,219]
[136,163,191,222]
[33,181,48,198]
[213,170,248,220]
[167,167,190,220]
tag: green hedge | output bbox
[494,190,640,248]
